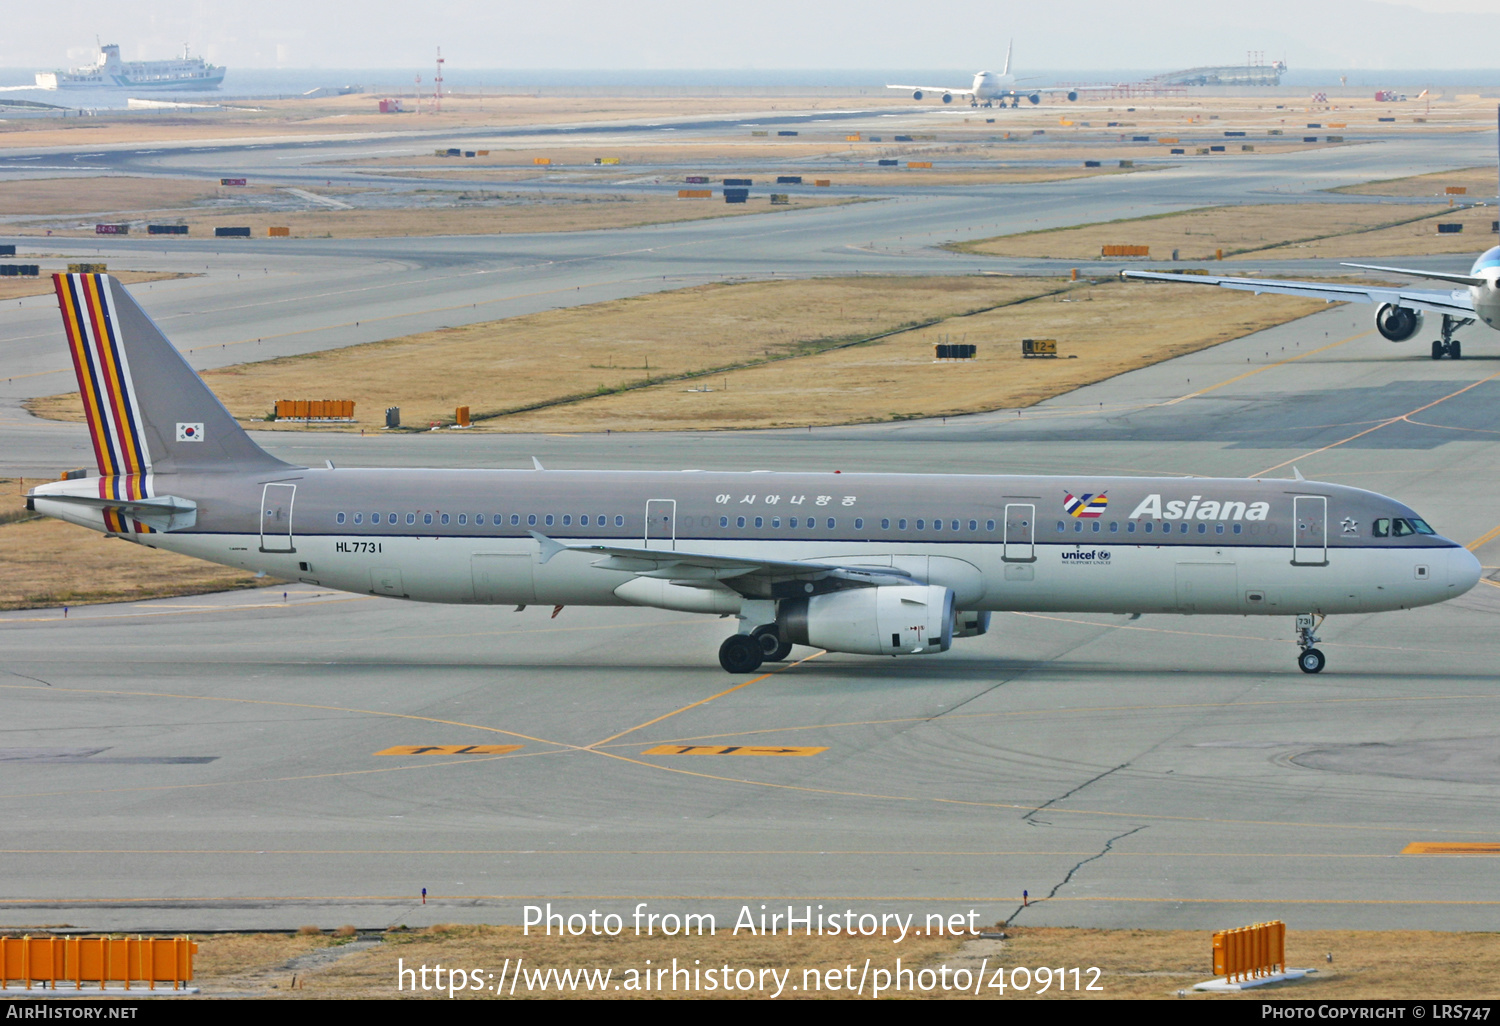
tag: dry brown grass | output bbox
[10,192,859,240]
[1333,165,1498,198]
[29,275,1324,436]
[30,276,1060,430]
[0,478,273,610]
[1247,202,1498,259]
[188,925,1500,999]
[952,202,1483,262]
[378,165,1141,188]
[0,270,194,303]
[0,176,251,216]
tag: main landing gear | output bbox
[1295,613,1326,674]
[718,624,794,674]
[1430,314,1472,359]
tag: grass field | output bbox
[29,274,1325,435]
[0,479,271,610]
[179,924,1500,999]
[1332,165,1498,198]
[949,201,1490,262]
[5,176,861,239]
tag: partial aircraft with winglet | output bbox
[26,274,1480,677]
[1123,107,1500,360]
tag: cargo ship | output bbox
[35,43,225,90]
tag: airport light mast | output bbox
[433,47,444,114]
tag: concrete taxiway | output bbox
[2,301,1498,933]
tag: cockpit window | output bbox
[1373,518,1389,538]
[1471,246,1500,275]
[1391,518,1414,537]
[1409,518,1435,535]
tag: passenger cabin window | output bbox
[407,513,416,525]
[354,513,363,525]
[881,519,891,530]
[855,518,864,530]
[336,512,346,524]
[424,513,433,525]
[615,516,624,527]
[986,520,996,531]
[898,519,908,530]
[441,513,450,525]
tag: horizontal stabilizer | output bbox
[30,492,197,532]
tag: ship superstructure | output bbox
[35,44,225,90]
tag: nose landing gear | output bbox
[1295,613,1326,673]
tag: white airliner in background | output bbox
[28,275,1480,677]
[887,42,1107,107]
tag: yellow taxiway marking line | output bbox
[376,745,523,756]
[602,694,1494,751]
[1255,365,1500,477]
[0,849,1421,858]
[1008,610,1497,656]
[640,745,827,757]
[1172,329,1370,404]
[1401,843,1500,855]
[583,650,824,750]
[1467,523,1500,552]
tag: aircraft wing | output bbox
[887,84,975,96]
[531,532,912,589]
[1121,270,1476,317]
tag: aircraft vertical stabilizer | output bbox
[53,273,291,475]
[1003,39,1013,77]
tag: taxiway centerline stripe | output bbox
[1255,366,1500,477]
[0,849,1420,858]
[584,650,824,749]
[1171,329,1370,405]
[1008,610,1497,656]
[1466,523,1500,552]
[586,747,1500,838]
[601,694,1492,750]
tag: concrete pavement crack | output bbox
[1007,825,1146,925]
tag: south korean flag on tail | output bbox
[176,422,205,442]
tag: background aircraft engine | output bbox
[942,93,953,104]
[953,610,991,638]
[780,585,955,656]
[1376,304,1423,341]
[912,90,923,100]
[1067,90,1079,101]
[1028,93,1041,104]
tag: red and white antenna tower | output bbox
[433,47,444,113]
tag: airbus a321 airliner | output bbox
[28,275,1480,674]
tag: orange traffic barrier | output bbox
[0,935,197,991]
[814,179,830,187]
[267,226,290,237]
[906,162,932,169]
[1158,137,1179,144]
[1446,186,1467,195]
[1212,921,1285,984]
[534,157,551,165]
[678,189,712,198]
[1101,244,1149,257]
[455,405,470,427]
[846,134,861,142]
[275,399,355,422]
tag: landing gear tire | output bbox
[719,634,764,674]
[1298,648,1326,674]
[1432,340,1444,360]
[1452,340,1462,359]
[751,626,793,662]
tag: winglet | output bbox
[531,457,545,470]
[1292,465,1306,481]
[529,530,568,564]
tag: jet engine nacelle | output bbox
[1067,90,1079,102]
[1376,303,1424,341]
[942,93,954,104]
[953,609,991,638]
[780,584,954,656]
[912,90,923,100]
[1028,93,1041,105]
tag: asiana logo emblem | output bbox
[1063,491,1107,518]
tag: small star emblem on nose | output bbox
[1341,517,1359,534]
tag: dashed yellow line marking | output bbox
[641,745,827,757]
[1401,843,1500,855]
[376,744,522,756]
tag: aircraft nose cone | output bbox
[1449,545,1482,595]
